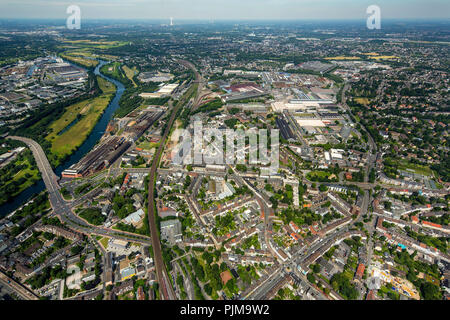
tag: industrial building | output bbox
[62,136,131,178]
[160,219,182,245]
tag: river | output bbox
[0,60,125,218]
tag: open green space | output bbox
[45,93,113,163]
[0,150,41,205]
[59,53,98,68]
[397,159,435,177]
[122,65,138,87]
[97,76,116,94]
[100,62,131,86]
[60,39,128,50]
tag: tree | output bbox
[220,262,228,272]
[269,196,278,210]
[71,245,83,255]
[204,283,213,296]
[202,251,214,265]
[184,175,192,189]
[384,201,392,210]
[311,264,321,274]
[420,282,442,300]
[307,272,316,284]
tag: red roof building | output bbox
[366,290,376,300]
[137,286,145,300]
[355,263,365,280]
[422,220,442,229]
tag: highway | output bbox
[7,136,152,245]
[8,136,60,193]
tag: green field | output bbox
[99,237,109,249]
[59,49,119,62]
[122,65,138,87]
[306,170,338,182]
[397,159,435,177]
[354,97,371,105]
[97,76,116,94]
[61,39,128,50]
[59,53,98,68]
[101,62,122,78]
[100,62,130,85]
[45,94,113,162]
[136,140,159,151]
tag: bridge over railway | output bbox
[7,136,152,245]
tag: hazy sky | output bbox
[0,0,449,20]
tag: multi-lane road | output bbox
[5,76,390,301]
[7,136,152,245]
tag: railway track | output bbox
[147,59,201,300]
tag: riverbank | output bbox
[0,60,125,219]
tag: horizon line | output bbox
[1,17,450,22]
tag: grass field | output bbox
[122,65,138,87]
[46,94,113,161]
[354,97,371,105]
[350,131,359,139]
[61,39,128,49]
[137,140,159,151]
[63,40,118,45]
[306,170,337,182]
[369,55,399,60]
[59,49,119,62]
[97,76,116,94]
[59,53,98,68]
[99,237,109,249]
[397,159,434,177]
[102,62,122,78]
[100,62,131,86]
[325,56,361,60]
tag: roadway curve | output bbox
[7,136,152,245]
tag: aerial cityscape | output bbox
[0,0,449,305]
